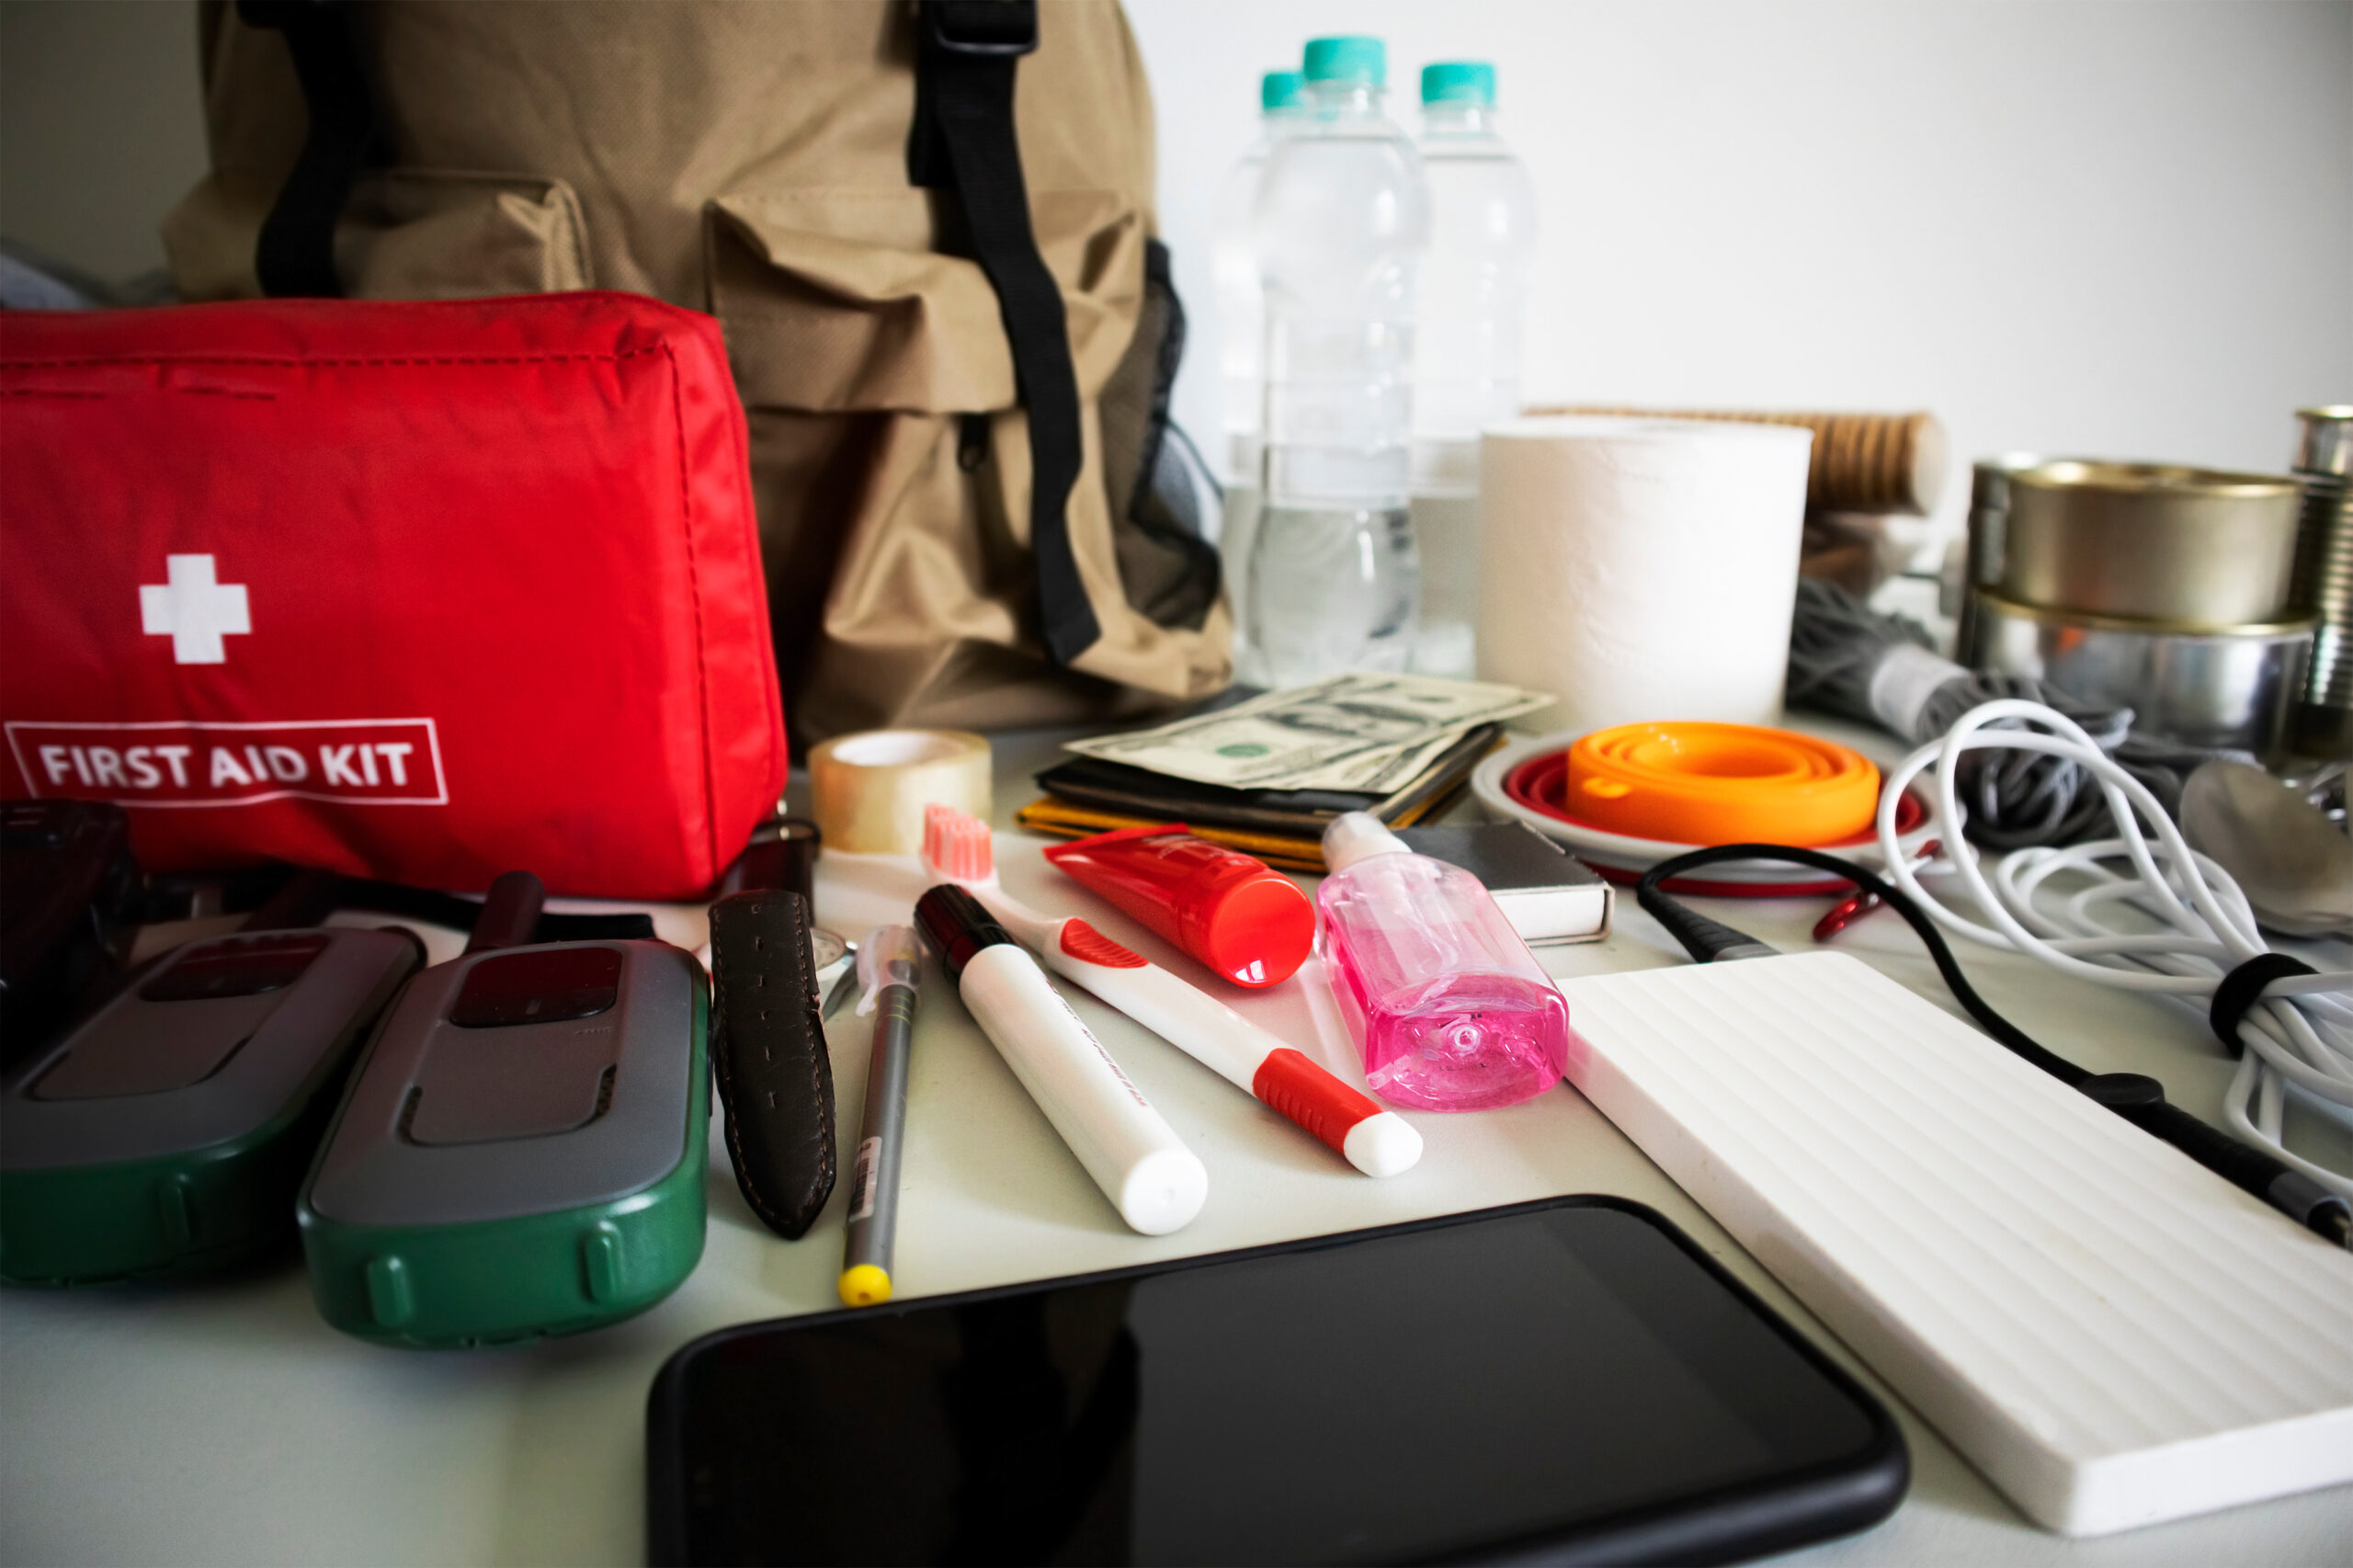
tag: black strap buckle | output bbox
[925,0,1037,58]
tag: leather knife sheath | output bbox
[707,891,835,1240]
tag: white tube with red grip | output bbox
[986,895,1424,1179]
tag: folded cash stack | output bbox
[1022,675,1547,869]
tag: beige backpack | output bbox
[166,0,1232,741]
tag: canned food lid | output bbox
[2006,460,2300,499]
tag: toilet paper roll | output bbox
[809,730,992,854]
[1477,417,1813,734]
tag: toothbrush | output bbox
[923,805,1422,1177]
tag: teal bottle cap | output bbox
[1261,70,1305,110]
[1302,36,1386,87]
[1421,62,1496,106]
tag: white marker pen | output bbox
[914,883,1207,1235]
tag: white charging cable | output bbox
[1875,699,2353,1199]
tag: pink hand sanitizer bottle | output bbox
[1316,812,1570,1111]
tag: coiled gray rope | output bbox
[1787,578,2236,848]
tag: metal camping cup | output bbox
[1966,589,2313,756]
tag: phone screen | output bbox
[649,1199,1904,1565]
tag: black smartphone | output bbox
[647,1197,1906,1566]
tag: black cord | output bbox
[1638,844,2090,1084]
[1634,844,2352,1248]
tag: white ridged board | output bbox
[1554,950,2353,1537]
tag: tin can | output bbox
[2000,460,2302,625]
[2288,406,2353,757]
[1956,453,2043,654]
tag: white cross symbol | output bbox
[140,554,251,665]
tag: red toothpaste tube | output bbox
[1040,825,1315,988]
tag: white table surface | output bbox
[4,721,2349,1566]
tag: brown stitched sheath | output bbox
[1528,406,1949,516]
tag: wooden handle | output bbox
[1530,406,1949,516]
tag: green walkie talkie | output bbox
[297,871,709,1346]
[2,869,420,1286]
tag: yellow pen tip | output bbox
[838,1264,892,1307]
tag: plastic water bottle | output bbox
[1212,69,1306,653]
[1215,70,1308,487]
[1247,37,1428,687]
[1315,812,1569,1111]
[1409,62,1538,679]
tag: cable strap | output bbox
[2210,952,2318,1059]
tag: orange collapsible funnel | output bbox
[1564,722,1879,846]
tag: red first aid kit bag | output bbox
[0,292,786,898]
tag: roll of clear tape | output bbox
[810,730,992,854]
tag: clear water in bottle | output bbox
[1409,62,1538,679]
[1211,69,1305,654]
[1247,36,1428,687]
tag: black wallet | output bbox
[706,891,836,1240]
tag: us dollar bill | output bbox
[1301,726,1480,794]
[1065,674,1548,791]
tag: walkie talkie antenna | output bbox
[465,869,546,953]
[242,866,342,932]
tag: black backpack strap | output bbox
[238,0,374,298]
[909,0,1101,666]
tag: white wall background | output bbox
[4,0,2347,541]
[1128,0,2353,538]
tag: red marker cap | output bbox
[1041,825,1314,988]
